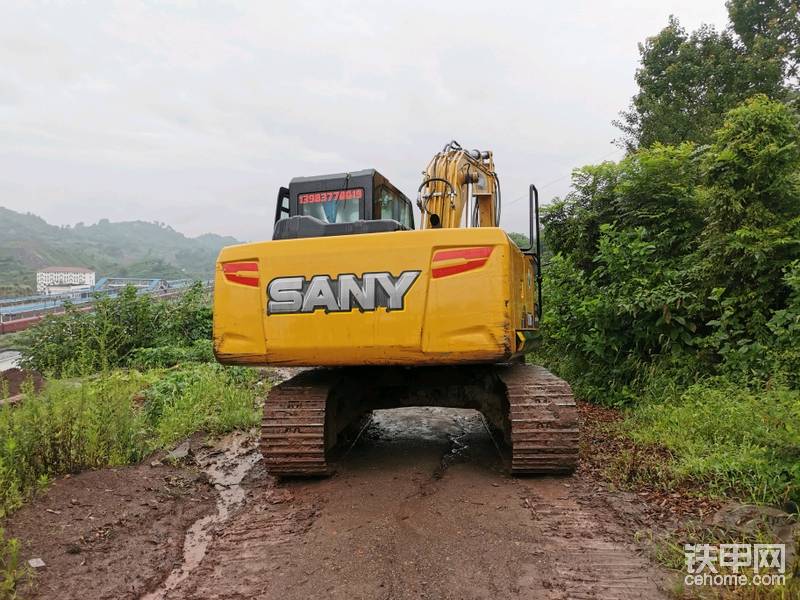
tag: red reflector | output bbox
[431,247,493,278]
[222,261,259,287]
[432,247,492,262]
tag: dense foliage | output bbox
[20,283,212,376]
[541,95,800,402]
[537,95,800,503]
[615,1,798,150]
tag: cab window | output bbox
[398,199,413,229]
[298,189,362,223]
[374,186,414,229]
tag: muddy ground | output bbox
[7,461,215,599]
[0,367,44,398]
[5,404,676,600]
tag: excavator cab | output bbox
[272,169,415,240]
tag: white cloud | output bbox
[0,0,729,239]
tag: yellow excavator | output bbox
[213,141,578,476]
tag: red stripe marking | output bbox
[222,261,259,287]
[432,258,490,278]
[224,274,259,287]
[431,247,493,278]
[432,246,493,262]
[222,262,258,273]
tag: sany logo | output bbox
[267,271,421,315]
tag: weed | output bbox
[128,339,214,370]
[144,364,262,447]
[627,381,800,505]
[0,528,28,600]
[652,523,798,599]
[20,282,211,377]
[0,365,262,518]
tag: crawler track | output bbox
[260,370,335,476]
[497,364,579,474]
[261,364,579,477]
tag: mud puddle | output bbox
[141,431,261,600]
[432,412,478,479]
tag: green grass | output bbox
[0,527,26,600]
[143,364,262,447]
[652,524,798,599]
[0,364,262,518]
[603,379,800,598]
[0,373,149,514]
[625,380,800,505]
[0,363,263,598]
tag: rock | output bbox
[711,503,796,534]
[28,558,46,569]
[150,460,162,468]
[167,442,192,462]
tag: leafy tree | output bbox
[507,232,530,248]
[544,143,702,272]
[704,94,800,233]
[727,0,800,85]
[616,16,786,150]
[539,95,800,402]
[694,95,800,370]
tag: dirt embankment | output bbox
[6,462,214,600]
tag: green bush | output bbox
[20,282,212,377]
[533,95,800,509]
[0,365,261,518]
[765,260,800,388]
[143,364,261,447]
[129,339,215,370]
[537,96,800,404]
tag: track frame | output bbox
[260,364,578,477]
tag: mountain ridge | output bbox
[0,206,241,296]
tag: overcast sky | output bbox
[0,1,729,240]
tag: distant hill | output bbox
[0,207,240,296]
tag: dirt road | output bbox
[9,405,670,599]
